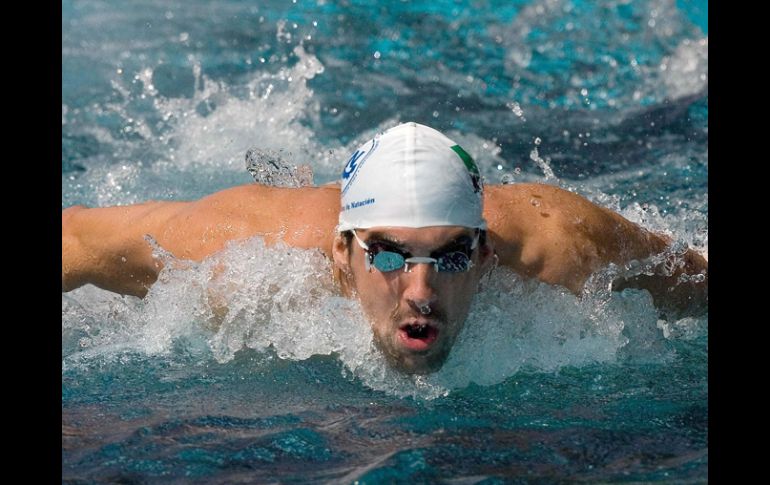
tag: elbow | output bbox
[62,231,85,292]
[61,205,88,222]
[62,205,87,242]
[62,206,88,292]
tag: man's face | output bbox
[333,226,493,374]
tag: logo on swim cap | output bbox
[342,151,364,180]
[341,138,379,195]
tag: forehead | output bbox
[357,226,475,250]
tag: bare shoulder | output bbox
[486,183,619,218]
[193,184,339,212]
[484,183,665,291]
[178,183,341,256]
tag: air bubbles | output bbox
[245,148,314,187]
[276,20,292,43]
[506,101,526,121]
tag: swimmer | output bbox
[62,122,708,374]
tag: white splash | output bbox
[62,235,705,399]
[659,37,708,100]
[62,43,343,207]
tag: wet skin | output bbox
[333,226,495,374]
[62,183,708,359]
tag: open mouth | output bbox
[398,322,439,351]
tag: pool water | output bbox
[62,0,708,482]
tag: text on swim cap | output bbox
[342,198,375,211]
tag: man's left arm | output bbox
[485,184,707,319]
[609,236,707,319]
[555,186,708,319]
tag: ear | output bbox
[332,233,354,296]
[475,237,496,274]
[332,233,351,271]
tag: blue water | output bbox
[62,0,708,482]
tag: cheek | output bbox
[352,269,399,323]
[440,276,478,315]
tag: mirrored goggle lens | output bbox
[372,251,407,272]
[435,251,472,272]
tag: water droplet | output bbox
[245,148,314,187]
[373,51,381,59]
[534,137,541,146]
[506,101,524,117]
[432,111,439,118]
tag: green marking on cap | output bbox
[451,145,479,176]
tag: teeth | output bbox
[406,324,428,339]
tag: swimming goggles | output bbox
[351,229,478,273]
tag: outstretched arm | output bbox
[62,185,340,297]
[484,184,707,318]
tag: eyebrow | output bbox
[431,235,474,254]
[364,231,474,253]
[364,233,410,254]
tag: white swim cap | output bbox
[337,122,486,232]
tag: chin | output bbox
[387,347,449,375]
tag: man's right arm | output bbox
[62,184,341,297]
[62,201,189,297]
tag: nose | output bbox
[401,262,438,314]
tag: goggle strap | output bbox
[350,229,373,271]
[351,229,369,250]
